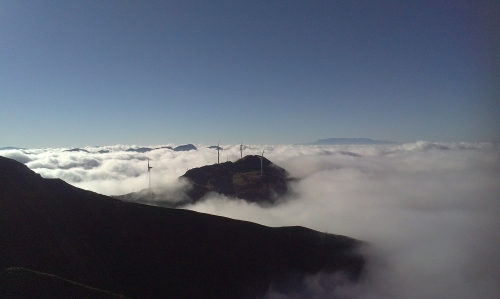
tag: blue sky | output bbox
[1,0,498,148]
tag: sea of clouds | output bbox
[2,141,499,298]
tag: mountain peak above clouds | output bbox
[181,154,291,204]
[115,154,294,207]
[173,144,197,151]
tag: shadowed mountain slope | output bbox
[0,156,364,299]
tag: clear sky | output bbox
[1,0,498,148]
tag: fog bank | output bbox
[2,141,499,298]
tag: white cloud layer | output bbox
[1,141,499,298]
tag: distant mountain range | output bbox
[0,145,198,153]
[125,144,197,153]
[303,138,399,145]
[0,146,25,150]
[0,156,365,299]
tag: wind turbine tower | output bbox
[259,150,265,176]
[217,141,220,164]
[240,142,243,158]
[147,159,153,190]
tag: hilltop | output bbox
[182,155,292,204]
[116,155,294,207]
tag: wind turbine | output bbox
[240,142,243,158]
[259,150,265,176]
[147,158,153,190]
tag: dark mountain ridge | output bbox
[0,156,365,299]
